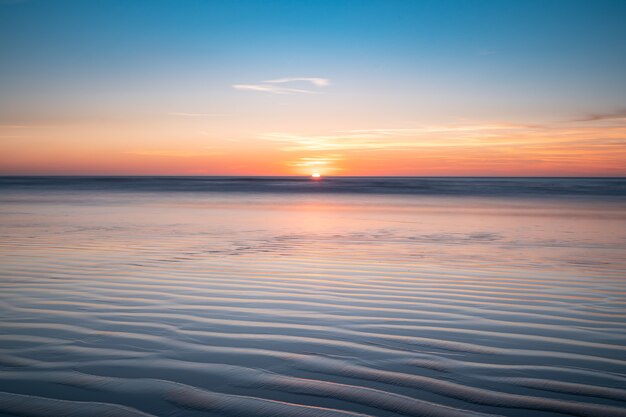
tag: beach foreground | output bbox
[0,178,625,417]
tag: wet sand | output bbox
[1,188,625,417]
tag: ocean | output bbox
[0,177,625,417]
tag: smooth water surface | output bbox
[1,178,625,416]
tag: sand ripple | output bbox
[1,193,625,416]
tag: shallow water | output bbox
[1,178,625,417]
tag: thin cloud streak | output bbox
[233,77,329,94]
[265,77,330,87]
[286,154,343,167]
[233,84,316,94]
[572,109,626,122]
[258,119,626,158]
[286,154,344,174]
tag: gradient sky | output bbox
[1,0,625,176]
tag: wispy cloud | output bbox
[233,77,330,94]
[286,154,343,167]
[259,123,539,152]
[265,77,330,87]
[233,84,314,94]
[286,154,344,173]
[258,118,626,156]
[572,108,626,122]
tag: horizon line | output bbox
[1,175,625,179]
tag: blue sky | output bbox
[1,0,625,175]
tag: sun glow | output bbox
[311,172,321,178]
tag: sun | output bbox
[311,172,321,178]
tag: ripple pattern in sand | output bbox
[1,195,626,417]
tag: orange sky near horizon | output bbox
[1,115,625,176]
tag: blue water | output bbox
[1,176,625,197]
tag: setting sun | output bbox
[311,172,321,178]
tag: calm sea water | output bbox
[1,176,626,197]
[1,177,625,417]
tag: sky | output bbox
[1,0,625,176]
